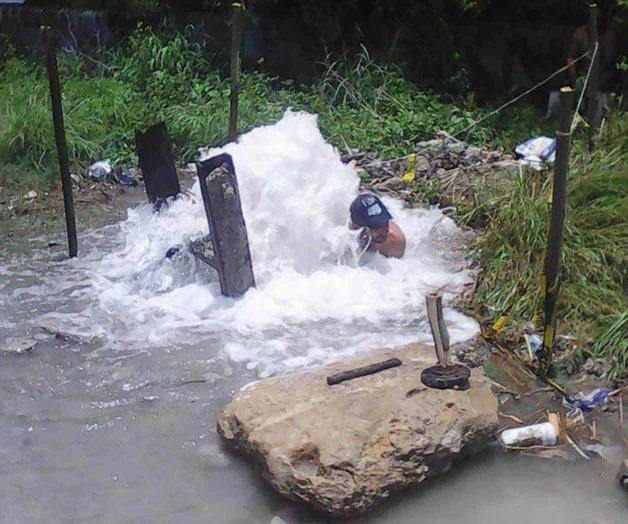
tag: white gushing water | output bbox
[5,111,478,377]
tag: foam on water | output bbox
[5,111,478,377]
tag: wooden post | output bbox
[426,292,449,367]
[540,86,574,376]
[586,3,599,151]
[228,2,244,142]
[43,26,78,258]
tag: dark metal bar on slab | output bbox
[540,86,575,376]
[326,358,402,386]
[228,2,244,142]
[43,26,77,258]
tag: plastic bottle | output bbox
[499,415,559,448]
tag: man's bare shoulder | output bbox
[380,221,406,258]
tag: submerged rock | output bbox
[217,342,498,517]
[2,337,37,354]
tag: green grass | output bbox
[0,25,494,192]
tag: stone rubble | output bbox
[341,133,520,209]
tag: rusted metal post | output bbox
[134,122,180,210]
[192,153,255,297]
[421,291,470,390]
[426,292,449,366]
[540,86,575,376]
[43,26,77,258]
[586,3,599,151]
[228,2,244,142]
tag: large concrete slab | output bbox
[218,342,499,517]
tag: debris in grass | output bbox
[340,133,519,210]
[564,388,609,411]
[87,160,114,181]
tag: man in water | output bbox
[349,193,406,258]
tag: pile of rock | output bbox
[341,134,520,210]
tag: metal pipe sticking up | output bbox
[421,292,471,390]
[426,292,449,366]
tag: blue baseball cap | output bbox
[350,193,392,229]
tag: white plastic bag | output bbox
[87,160,113,181]
[515,136,556,171]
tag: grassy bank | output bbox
[463,114,627,378]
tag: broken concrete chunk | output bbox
[415,156,431,172]
[2,337,37,354]
[188,235,216,267]
[218,342,498,517]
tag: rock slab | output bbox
[218,343,498,517]
[2,337,37,354]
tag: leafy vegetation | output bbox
[0,25,496,191]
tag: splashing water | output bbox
[4,111,478,377]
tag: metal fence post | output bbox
[586,3,599,151]
[228,2,244,142]
[540,86,575,376]
[43,26,78,258]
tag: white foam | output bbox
[12,111,478,377]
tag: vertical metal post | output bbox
[426,292,449,367]
[586,3,599,151]
[43,26,78,258]
[228,2,244,142]
[540,86,574,376]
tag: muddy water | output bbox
[2,202,626,524]
[1,331,626,524]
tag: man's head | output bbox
[350,193,392,235]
